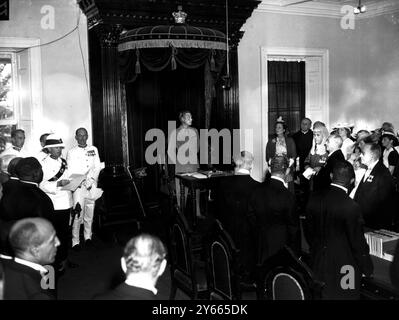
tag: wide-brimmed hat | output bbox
[332,122,355,130]
[44,134,65,148]
[381,130,399,145]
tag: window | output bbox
[0,52,17,142]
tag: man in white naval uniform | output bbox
[35,133,51,163]
[67,128,103,250]
[39,134,72,272]
[0,129,27,159]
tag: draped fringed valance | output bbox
[118,24,227,130]
[119,47,226,83]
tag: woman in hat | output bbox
[381,131,399,176]
[303,122,329,191]
[335,123,355,161]
[266,116,297,193]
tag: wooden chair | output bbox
[257,246,323,300]
[206,219,257,300]
[169,209,208,300]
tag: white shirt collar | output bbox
[20,180,39,187]
[236,168,250,175]
[10,176,19,180]
[14,257,48,274]
[330,183,348,194]
[0,253,13,260]
[271,176,288,188]
[301,130,310,134]
[125,278,157,295]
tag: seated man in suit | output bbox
[95,234,167,300]
[248,155,300,264]
[313,134,345,191]
[215,151,260,279]
[354,143,396,230]
[1,218,60,300]
[305,161,373,300]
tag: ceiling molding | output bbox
[256,0,399,19]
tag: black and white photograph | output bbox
[1,0,399,305]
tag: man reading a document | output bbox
[67,128,103,251]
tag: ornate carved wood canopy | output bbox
[78,0,261,47]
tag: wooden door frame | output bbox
[260,46,329,175]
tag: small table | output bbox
[175,171,234,225]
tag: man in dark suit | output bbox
[292,117,313,175]
[354,143,396,230]
[305,161,373,300]
[248,156,300,264]
[0,158,54,255]
[313,134,345,191]
[215,151,260,278]
[94,234,167,300]
[1,218,59,299]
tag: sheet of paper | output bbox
[61,174,87,192]
[302,167,315,180]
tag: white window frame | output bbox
[260,46,329,175]
[0,37,42,132]
[0,51,18,126]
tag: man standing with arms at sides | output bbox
[67,128,103,251]
[39,134,72,273]
[354,143,396,230]
[0,129,26,158]
[248,156,300,264]
[305,161,373,300]
[313,134,345,191]
[292,118,313,176]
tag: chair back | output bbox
[170,209,193,279]
[169,208,209,299]
[258,246,323,300]
[207,220,241,300]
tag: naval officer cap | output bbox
[44,134,65,148]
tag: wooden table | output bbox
[175,171,234,225]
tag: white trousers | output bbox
[71,186,102,246]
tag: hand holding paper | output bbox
[60,174,87,192]
[302,167,316,180]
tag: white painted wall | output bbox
[238,11,399,181]
[0,0,91,156]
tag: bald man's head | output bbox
[9,218,59,265]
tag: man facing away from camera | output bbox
[94,234,167,300]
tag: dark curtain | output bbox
[125,65,205,200]
[268,61,305,137]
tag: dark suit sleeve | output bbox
[344,206,373,277]
[303,196,316,250]
[266,141,272,163]
[285,195,300,254]
[377,172,396,228]
[246,193,258,231]
[287,137,297,161]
